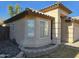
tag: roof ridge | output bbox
[39,1,62,11]
[39,2,72,14]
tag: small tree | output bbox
[15,4,20,14]
[8,4,21,17]
[8,5,14,17]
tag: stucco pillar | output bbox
[45,9,61,44]
[54,9,61,44]
[68,23,74,43]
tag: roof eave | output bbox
[40,3,72,14]
[4,8,54,23]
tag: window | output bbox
[27,20,35,38]
[40,20,48,37]
[44,21,49,36]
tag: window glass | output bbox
[40,21,45,37]
[27,20,35,37]
[44,21,48,36]
[40,20,48,37]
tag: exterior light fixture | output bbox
[2,24,6,27]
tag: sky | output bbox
[0,1,79,20]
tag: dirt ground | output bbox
[37,44,79,58]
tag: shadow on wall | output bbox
[61,17,72,43]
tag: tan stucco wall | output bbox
[61,18,68,42]
[73,22,79,41]
[44,9,62,44]
[44,8,71,44]
[61,18,74,43]
[23,17,52,47]
[9,19,25,46]
[68,22,74,43]
[20,17,37,47]
[35,17,52,47]
[8,15,52,47]
[59,9,69,16]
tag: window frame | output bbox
[27,19,35,38]
[40,20,49,38]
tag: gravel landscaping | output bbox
[0,39,79,58]
[0,40,21,58]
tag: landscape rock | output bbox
[0,40,21,57]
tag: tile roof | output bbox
[4,8,54,23]
[40,2,72,14]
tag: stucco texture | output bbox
[9,15,52,47]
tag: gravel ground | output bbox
[0,40,21,58]
[1,39,79,58]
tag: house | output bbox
[4,8,54,47]
[4,2,79,48]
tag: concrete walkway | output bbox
[65,41,79,48]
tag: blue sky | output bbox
[0,1,79,20]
